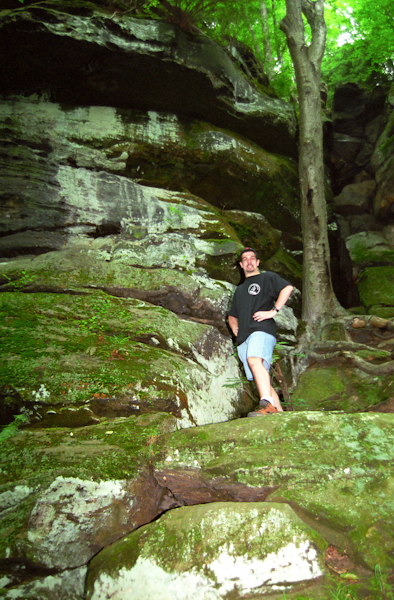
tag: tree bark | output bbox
[260,1,274,78]
[280,0,339,327]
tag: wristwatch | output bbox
[272,306,279,313]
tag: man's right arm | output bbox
[228,315,239,337]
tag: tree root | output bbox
[312,340,391,357]
[288,316,394,389]
[309,342,394,375]
[342,352,394,375]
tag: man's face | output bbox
[239,251,260,276]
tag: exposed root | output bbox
[288,314,394,389]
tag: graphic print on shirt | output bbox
[248,283,261,296]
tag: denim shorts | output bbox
[237,331,276,380]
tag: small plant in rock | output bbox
[373,564,394,599]
[164,204,185,228]
[1,270,35,290]
[0,414,28,444]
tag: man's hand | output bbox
[228,315,239,336]
[253,310,275,322]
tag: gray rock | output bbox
[1,567,87,600]
[334,180,376,215]
[0,99,300,236]
[86,502,325,599]
[345,230,394,266]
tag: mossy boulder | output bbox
[0,413,178,590]
[0,291,249,429]
[0,245,235,327]
[345,231,394,266]
[357,266,394,316]
[152,412,394,574]
[291,364,394,412]
[2,412,394,597]
[86,502,327,599]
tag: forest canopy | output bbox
[133,0,394,102]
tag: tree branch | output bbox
[301,0,326,66]
[309,351,342,363]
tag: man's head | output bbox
[239,247,260,277]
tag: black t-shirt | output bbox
[229,271,291,345]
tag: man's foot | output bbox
[247,404,278,417]
[259,398,270,408]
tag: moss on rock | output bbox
[0,291,243,428]
[86,501,327,599]
[291,365,394,412]
[357,266,394,313]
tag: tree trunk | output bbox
[280,0,339,327]
[260,1,274,79]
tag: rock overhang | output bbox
[0,4,298,158]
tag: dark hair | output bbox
[239,247,258,260]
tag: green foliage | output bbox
[322,0,394,98]
[1,270,35,290]
[165,0,394,100]
[0,414,28,443]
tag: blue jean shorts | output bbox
[237,331,276,381]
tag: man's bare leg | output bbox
[247,357,283,412]
[270,386,283,412]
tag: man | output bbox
[228,247,293,416]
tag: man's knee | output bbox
[247,356,265,369]
[247,356,270,373]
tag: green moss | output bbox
[369,305,394,318]
[262,245,303,284]
[292,366,394,413]
[358,266,394,310]
[0,413,175,488]
[0,247,232,300]
[348,240,394,265]
[87,501,327,596]
[0,291,213,420]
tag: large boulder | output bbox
[86,502,326,599]
[0,290,250,429]
[357,266,394,317]
[292,362,394,412]
[2,412,394,598]
[0,413,178,596]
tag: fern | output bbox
[0,414,28,443]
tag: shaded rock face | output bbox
[2,4,394,600]
[0,5,300,433]
[0,99,300,246]
[330,82,394,316]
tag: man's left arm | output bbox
[273,285,294,311]
[253,284,293,322]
